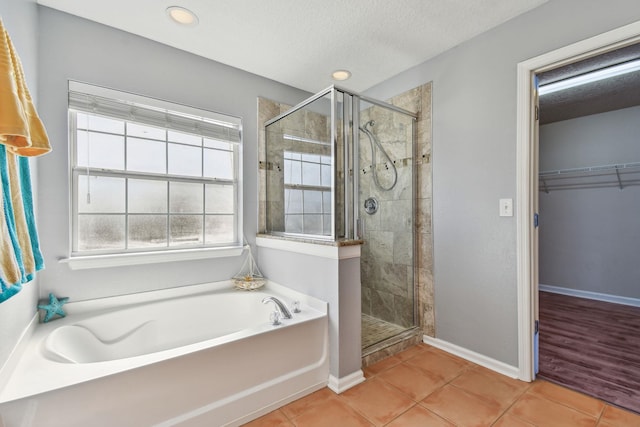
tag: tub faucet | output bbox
[262,296,293,319]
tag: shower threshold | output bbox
[361,314,422,365]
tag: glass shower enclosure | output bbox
[264,86,417,351]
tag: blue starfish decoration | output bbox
[38,293,69,323]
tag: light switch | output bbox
[499,198,513,217]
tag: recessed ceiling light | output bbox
[332,70,352,81]
[166,6,199,26]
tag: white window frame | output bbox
[63,81,244,269]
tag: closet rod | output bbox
[540,162,640,178]
[539,179,640,192]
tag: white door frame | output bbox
[516,20,640,382]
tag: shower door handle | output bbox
[357,218,364,239]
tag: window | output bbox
[68,82,242,257]
[283,151,331,235]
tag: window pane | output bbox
[76,131,125,170]
[303,190,322,213]
[322,191,332,213]
[129,179,167,213]
[304,215,323,235]
[170,215,203,246]
[128,215,167,248]
[284,215,302,234]
[204,148,233,180]
[127,137,166,174]
[284,158,301,185]
[284,189,303,214]
[170,182,203,213]
[301,154,320,163]
[78,175,125,213]
[204,139,232,151]
[321,164,331,187]
[205,215,235,244]
[127,122,166,140]
[168,131,201,146]
[77,215,125,251]
[323,214,331,234]
[302,162,321,186]
[79,113,124,134]
[168,143,202,177]
[206,184,234,214]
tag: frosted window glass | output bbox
[206,184,234,214]
[303,190,322,213]
[302,162,321,186]
[128,215,167,248]
[304,215,322,235]
[321,164,331,187]
[78,176,125,213]
[168,143,202,177]
[323,214,331,234]
[127,138,166,174]
[203,139,232,151]
[301,154,320,163]
[284,158,302,185]
[170,215,203,246]
[204,148,233,180]
[205,215,235,244]
[127,122,166,140]
[76,131,125,170]
[284,189,303,214]
[77,215,125,251]
[322,191,332,213]
[129,179,167,213]
[285,215,303,233]
[170,182,203,213]
[169,131,201,146]
[79,113,124,134]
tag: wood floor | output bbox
[538,291,640,414]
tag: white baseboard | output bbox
[539,284,640,308]
[422,336,520,380]
[327,370,365,394]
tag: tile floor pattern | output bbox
[361,314,408,349]
[244,343,640,427]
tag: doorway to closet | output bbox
[534,42,640,413]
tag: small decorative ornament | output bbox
[233,245,266,290]
[38,293,69,323]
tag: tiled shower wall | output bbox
[257,83,434,337]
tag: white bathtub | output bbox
[0,281,329,427]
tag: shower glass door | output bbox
[357,98,417,348]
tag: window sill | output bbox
[59,246,245,270]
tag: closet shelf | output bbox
[539,162,640,192]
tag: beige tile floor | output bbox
[244,343,640,427]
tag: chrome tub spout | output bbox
[262,296,293,319]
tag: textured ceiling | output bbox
[36,0,547,93]
[539,43,640,124]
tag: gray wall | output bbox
[35,7,309,301]
[365,0,640,366]
[539,106,640,298]
[0,0,40,369]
